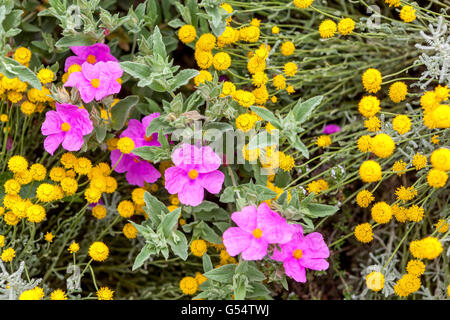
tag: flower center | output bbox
[252,228,263,239]
[188,169,199,180]
[117,78,122,84]
[91,78,100,88]
[144,134,153,142]
[86,54,97,64]
[133,158,140,163]
[293,249,303,259]
[61,122,71,132]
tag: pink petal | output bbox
[44,133,64,155]
[126,161,160,186]
[284,258,307,283]
[223,227,252,257]
[257,203,296,244]
[303,233,330,259]
[231,205,258,233]
[164,166,189,194]
[81,61,100,81]
[41,111,63,135]
[62,129,84,151]
[196,170,224,194]
[241,237,268,260]
[198,145,222,173]
[299,258,329,271]
[178,180,204,206]
[110,149,132,173]
[64,56,85,72]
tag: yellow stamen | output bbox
[86,54,96,64]
[61,122,71,132]
[188,169,199,180]
[293,249,303,259]
[91,78,100,88]
[252,228,263,239]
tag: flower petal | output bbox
[196,170,224,194]
[231,205,257,233]
[223,227,252,257]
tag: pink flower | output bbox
[64,43,118,72]
[64,61,122,103]
[110,114,162,187]
[164,144,225,206]
[121,113,161,148]
[41,103,93,155]
[222,203,297,260]
[323,124,341,134]
[271,225,330,282]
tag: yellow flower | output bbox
[194,50,213,69]
[427,169,448,188]
[371,134,395,158]
[50,289,68,300]
[371,201,392,224]
[400,6,416,23]
[252,85,269,105]
[4,179,21,195]
[8,155,28,173]
[434,85,449,101]
[1,247,15,262]
[178,25,197,44]
[412,153,427,170]
[235,113,257,132]
[27,204,46,223]
[19,287,45,300]
[117,137,135,154]
[242,144,259,162]
[74,157,92,175]
[239,26,260,43]
[20,101,36,116]
[118,200,135,218]
[194,70,212,86]
[4,211,19,226]
[406,205,424,222]
[37,68,54,84]
[7,91,22,103]
[435,219,449,233]
[406,260,425,276]
[92,205,107,219]
[36,183,55,202]
[430,148,450,171]
[362,68,382,94]
[431,105,450,128]
[272,74,286,90]
[14,47,32,66]
[392,204,407,223]
[388,81,407,103]
[316,135,331,148]
[338,18,355,35]
[392,160,407,176]
[431,135,440,144]
[280,41,295,56]
[385,0,400,7]
[410,237,443,260]
[60,152,77,169]
[68,241,80,254]
[364,116,381,132]
[84,187,101,203]
[293,0,314,9]
[307,179,328,194]
[392,115,411,134]
[318,20,337,38]
[279,153,295,172]
[44,232,54,243]
[284,62,298,77]
[233,90,255,108]
[355,223,374,243]
[395,186,417,202]
[97,287,114,300]
[179,277,198,295]
[190,239,208,257]
[196,33,216,51]
[271,26,280,34]
[217,27,238,47]
[89,241,109,262]
[195,272,207,285]
[123,223,138,239]
[356,190,374,208]
[247,56,266,74]
[252,72,268,87]
[220,81,236,98]
[105,176,118,193]
[250,18,261,27]
[365,272,384,292]
[60,177,78,195]
[358,96,380,118]
[394,274,420,297]
[0,235,4,248]
[357,135,372,153]
[0,114,7,122]
[49,166,66,182]
[359,160,382,183]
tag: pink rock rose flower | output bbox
[64,43,118,72]
[223,203,297,260]
[164,144,225,207]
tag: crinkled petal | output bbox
[126,161,161,187]
[231,205,258,233]
[61,129,84,152]
[198,145,222,173]
[110,149,132,173]
[241,237,268,260]
[196,170,224,194]
[44,133,64,155]
[257,202,296,244]
[284,258,307,283]
[299,258,329,271]
[223,227,252,257]
[178,180,204,206]
[164,166,189,194]
[303,232,330,259]
[41,111,63,135]
[64,56,86,72]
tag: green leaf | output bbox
[247,131,277,150]
[202,254,213,272]
[245,264,266,281]
[292,135,309,159]
[110,95,139,130]
[293,96,323,124]
[250,106,281,129]
[194,221,222,244]
[254,185,278,201]
[132,146,170,163]
[306,203,339,217]
[145,116,166,136]
[192,201,219,213]
[233,276,247,300]
[219,186,235,203]
[95,124,107,143]
[203,264,236,283]
[0,57,42,90]
[119,61,152,87]
[168,230,188,260]
[132,243,153,270]
[169,69,199,91]
[161,207,181,238]
[55,35,95,48]
[152,26,166,58]
[143,191,168,225]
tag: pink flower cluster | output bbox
[223,203,330,283]
[110,113,162,187]
[64,43,122,103]
[164,144,225,206]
